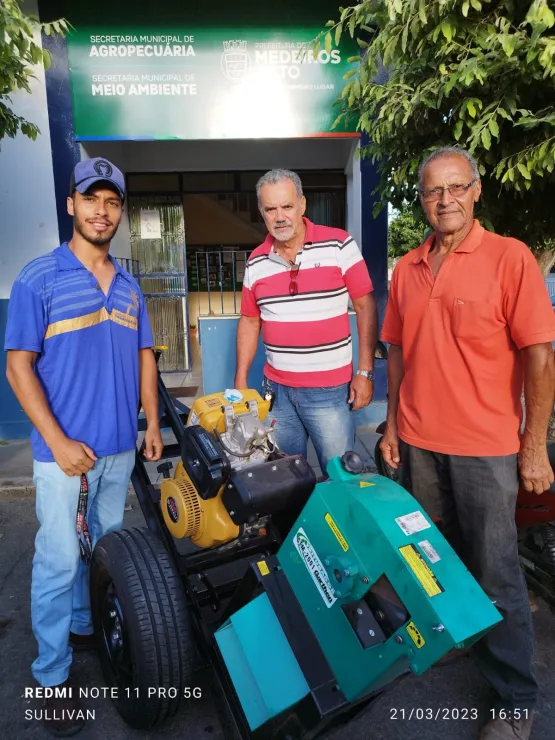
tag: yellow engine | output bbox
[160,389,274,549]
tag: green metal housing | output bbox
[216,460,502,729]
[277,459,502,701]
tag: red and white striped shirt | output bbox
[240,218,373,387]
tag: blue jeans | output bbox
[264,378,355,476]
[31,450,135,687]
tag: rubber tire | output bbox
[374,438,389,478]
[374,438,405,486]
[90,527,195,729]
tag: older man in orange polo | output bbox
[380,146,555,740]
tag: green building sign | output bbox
[67,28,359,141]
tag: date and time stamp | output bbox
[23,686,529,726]
[389,707,530,722]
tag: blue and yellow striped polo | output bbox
[4,242,154,462]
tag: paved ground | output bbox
[0,422,379,493]
[0,438,34,493]
[1,426,555,740]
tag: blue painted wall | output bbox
[0,11,390,440]
[360,133,389,331]
[0,33,81,440]
[199,315,388,427]
[41,32,81,244]
[0,300,32,439]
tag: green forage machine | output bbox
[95,379,503,739]
[215,454,502,736]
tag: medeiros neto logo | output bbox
[293,527,337,608]
[221,40,251,82]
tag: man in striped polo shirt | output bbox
[235,169,378,475]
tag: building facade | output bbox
[0,0,389,437]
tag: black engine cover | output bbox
[180,425,231,500]
[222,455,316,525]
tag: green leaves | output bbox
[321,0,555,251]
[517,162,532,179]
[335,23,343,46]
[500,34,517,57]
[488,117,500,138]
[389,202,429,258]
[0,0,68,147]
[440,22,455,42]
[481,128,492,149]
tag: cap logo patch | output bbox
[94,160,113,178]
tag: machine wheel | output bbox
[374,438,399,480]
[374,439,387,477]
[90,527,195,729]
[374,438,410,488]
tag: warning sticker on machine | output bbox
[293,527,337,608]
[205,398,222,408]
[418,539,441,564]
[325,513,349,552]
[257,561,269,576]
[399,544,444,598]
[395,510,431,536]
[406,621,426,648]
[187,410,199,427]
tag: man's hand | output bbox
[518,442,554,494]
[234,375,248,390]
[349,374,373,411]
[519,344,554,493]
[144,424,164,462]
[379,422,401,469]
[50,437,97,477]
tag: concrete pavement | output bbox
[0,439,34,494]
[2,425,555,740]
[0,424,384,493]
[2,485,555,740]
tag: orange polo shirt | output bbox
[381,220,555,456]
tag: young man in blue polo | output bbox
[5,157,163,736]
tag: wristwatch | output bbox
[356,369,375,381]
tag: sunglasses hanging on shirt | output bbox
[289,261,300,296]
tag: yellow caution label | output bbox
[359,481,375,488]
[399,544,444,598]
[406,621,426,649]
[205,398,222,408]
[325,513,349,552]
[257,561,269,576]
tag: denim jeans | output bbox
[400,442,538,711]
[264,378,355,476]
[31,450,135,687]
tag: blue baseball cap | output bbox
[69,157,125,201]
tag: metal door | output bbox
[128,196,190,372]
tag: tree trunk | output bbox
[532,246,555,277]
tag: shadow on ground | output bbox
[1,450,554,739]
